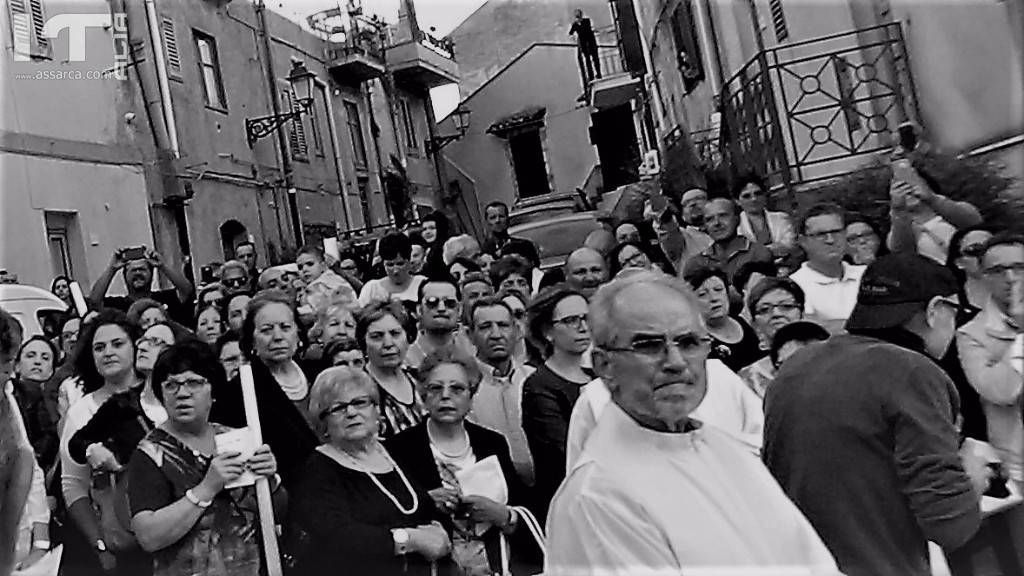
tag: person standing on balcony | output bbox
[569,9,601,81]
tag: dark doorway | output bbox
[591,104,641,191]
[509,128,551,198]
[219,220,248,261]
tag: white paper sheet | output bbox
[215,427,258,489]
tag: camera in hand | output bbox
[122,246,147,261]
[984,462,1011,499]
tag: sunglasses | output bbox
[960,244,986,258]
[223,278,248,288]
[423,296,459,310]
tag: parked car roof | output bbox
[0,284,68,338]
[509,212,605,270]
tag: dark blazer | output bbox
[386,421,541,573]
[210,358,318,487]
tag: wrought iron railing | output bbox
[716,22,920,186]
[577,44,625,91]
[418,29,455,59]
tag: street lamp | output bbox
[425,105,471,154]
[245,60,318,148]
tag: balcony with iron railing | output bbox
[309,9,387,83]
[385,20,458,88]
[702,22,920,187]
[579,43,641,110]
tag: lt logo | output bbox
[13,11,129,79]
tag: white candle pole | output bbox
[69,281,89,317]
[239,363,283,576]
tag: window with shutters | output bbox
[769,0,789,42]
[345,101,368,170]
[161,18,182,80]
[281,87,309,161]
[669,0,704,94]
[398,98,418,152]
[7,0,50,59]
[194,31,226,110]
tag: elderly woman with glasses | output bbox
[387,350,540,576]
[737,278,806,399]
[286,367,453,576]
[521,284,593,517]
[127,340,281,576]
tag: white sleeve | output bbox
[546,470,677,576]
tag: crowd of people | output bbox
[1,155,1022,576]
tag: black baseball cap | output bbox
[845,253,960,331]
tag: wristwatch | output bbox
[95,539,107,553]
[185,488,213,509]
[392,528,410,555]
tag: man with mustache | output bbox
[89,246,194,324]
[545,271,838,575]
[405,279,473,372]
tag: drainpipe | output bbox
[317,79,353,231]
[692,0,723,95]
[143,0,179,155]
[629,0,665,132]
[745,0,767,53]
[255,0,302,248]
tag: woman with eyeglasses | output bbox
[210,292,318,486]
[387,350,541,576]
[356,301,423,439]
[737,278,805,399]
[127,340,281,576]
[946,225,995,321]
[521,284,592,517]
[607,241,676,278]
[844,217,885,267]
[685,266,765,372]
[196,284,227,311]
[286,367,453,576]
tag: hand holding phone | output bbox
[122,246,147,261]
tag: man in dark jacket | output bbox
[764,253,989,576]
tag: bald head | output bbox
[565,247,608,298]
[584,228,616,256]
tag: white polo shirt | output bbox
[789,262,866,323]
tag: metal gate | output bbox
[719,22,920,187]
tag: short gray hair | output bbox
[588,270,705,348]
[307,366,379,437]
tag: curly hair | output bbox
[74,308,141,393]
[354,299,411,352]
[239,290,297,360]
[416,347,482,395]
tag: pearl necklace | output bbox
[427,423,471,460]
[323,444,419,515]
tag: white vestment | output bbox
[546,402,840,576]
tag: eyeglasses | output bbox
[552,314,588,329]
[960,244,987,258]
[984,263,1024,276]
[754,302,802,316]
[138,336,171,349]
[161,377,209,395]
[223,278,248,289]
[620,252,648,269]
[423,296,459,310]
[319,396,375,419]
[739,190,766,200]
[423,383,471,397]
[804,228,845,241]
[603,332,712,358]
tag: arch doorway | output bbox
[219,220,248,261]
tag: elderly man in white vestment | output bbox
[545,271,840,576]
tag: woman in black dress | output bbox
[286,367,452,576]
[521,284,593,517]
[685,265,764,372]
